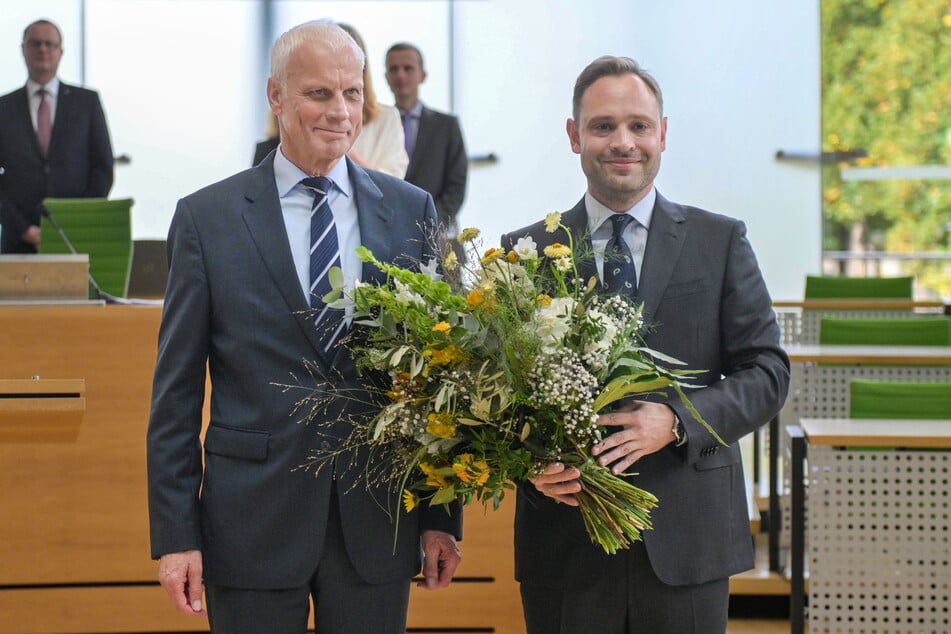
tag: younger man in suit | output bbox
[384,42,468,256]
[502,56,789,634]
[148,20,460,633]
[0,19,114,253]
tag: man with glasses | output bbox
[0,18,114,253]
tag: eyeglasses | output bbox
[24,39,61,50]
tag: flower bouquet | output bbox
[292,213,721,554]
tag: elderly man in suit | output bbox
[0,19,114,254]
[384,42,468,255]
[501,56,790,634]
[147,20,461,634]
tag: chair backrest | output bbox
[39,198,134,298]
[819,316,951,346]
[850,379,951,419]
[804,275,913,299]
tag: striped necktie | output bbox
[300,176,344,353]
[602,213,638,296]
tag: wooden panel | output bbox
[0,585,207,634]
[0,378,85,442]
[0,305,162,585]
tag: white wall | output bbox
[3,0,821,299]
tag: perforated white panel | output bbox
[806,446,950,634]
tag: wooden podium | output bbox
[0,304,525,634]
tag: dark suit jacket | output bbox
[502,192,789,588]
[252,137,278,166]
[404,105,468,228]
[0,82,114,253]
[147,156,462,589]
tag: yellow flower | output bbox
[443,250,459,271]
[419,461,448,488]
[506,250,519,263]
[481,247,504,265]
[402,489,417,512]
[432,321,451,334]
[535,293,552,307]
[467,288,484,307]
[544,243,571,258]
[427,412,456,439]
[545,212,561,233]
[428,345,465,367]
[458,227,481,243]
[452,453,490,486]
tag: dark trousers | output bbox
[205,489,411,634]
[520,541,729,634]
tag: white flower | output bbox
[554,256,572,273]
[393,279,425,307]
[419,257,443,282]
[513,236,538,260]
[533,297,575,350]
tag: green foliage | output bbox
[822,0,951,294]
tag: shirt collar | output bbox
[273,147,353,200]
[586,186,656,237]
[399,101,423,119]
[27,77,59,98]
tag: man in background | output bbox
[385,42,468,258]
[0,18,114,253]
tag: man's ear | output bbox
[567,118,581,154]
[266,78,282,114]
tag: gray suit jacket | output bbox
[404,105,468,228]
[0,82,114,253]
[502,192,789,587]
[147,156,461,589]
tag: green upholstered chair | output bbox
[819,316,951,346]
[850,379,951,419]
[39,198,134,298]
[804,275,913,299]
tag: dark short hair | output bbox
[385,42,425,71]
[572,56,663,121]
[23,19,62,45]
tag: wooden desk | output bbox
[0,305,524,633]
[766,345,951,576]
[786,418,951,634]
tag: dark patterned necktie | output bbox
[300,176,344,353]
[603,213,637,296]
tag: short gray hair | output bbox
[270,19,365,87]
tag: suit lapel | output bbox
[638,192,686,321]
[406,106,433,181]
[561,199,598,286]
[48,82,71,156]
[239,157,328,357]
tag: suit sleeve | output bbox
[670,220,790,462]
[146,198,210,558]
[433,116,468,227]
[83,91,114,198]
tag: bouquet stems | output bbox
[573,457,658,555]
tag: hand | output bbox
[592,401,677,474]
[157,550,206,616]
[21,225,41,247]
[418,530,461,590]
[528,462,582,506]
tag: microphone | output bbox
[39,203,117,303]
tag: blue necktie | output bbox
[300,176,343,353]
[603,214,637,296]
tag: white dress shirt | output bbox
[586,186,655,282]
[27,77,59,130]
[272,149,362,304]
